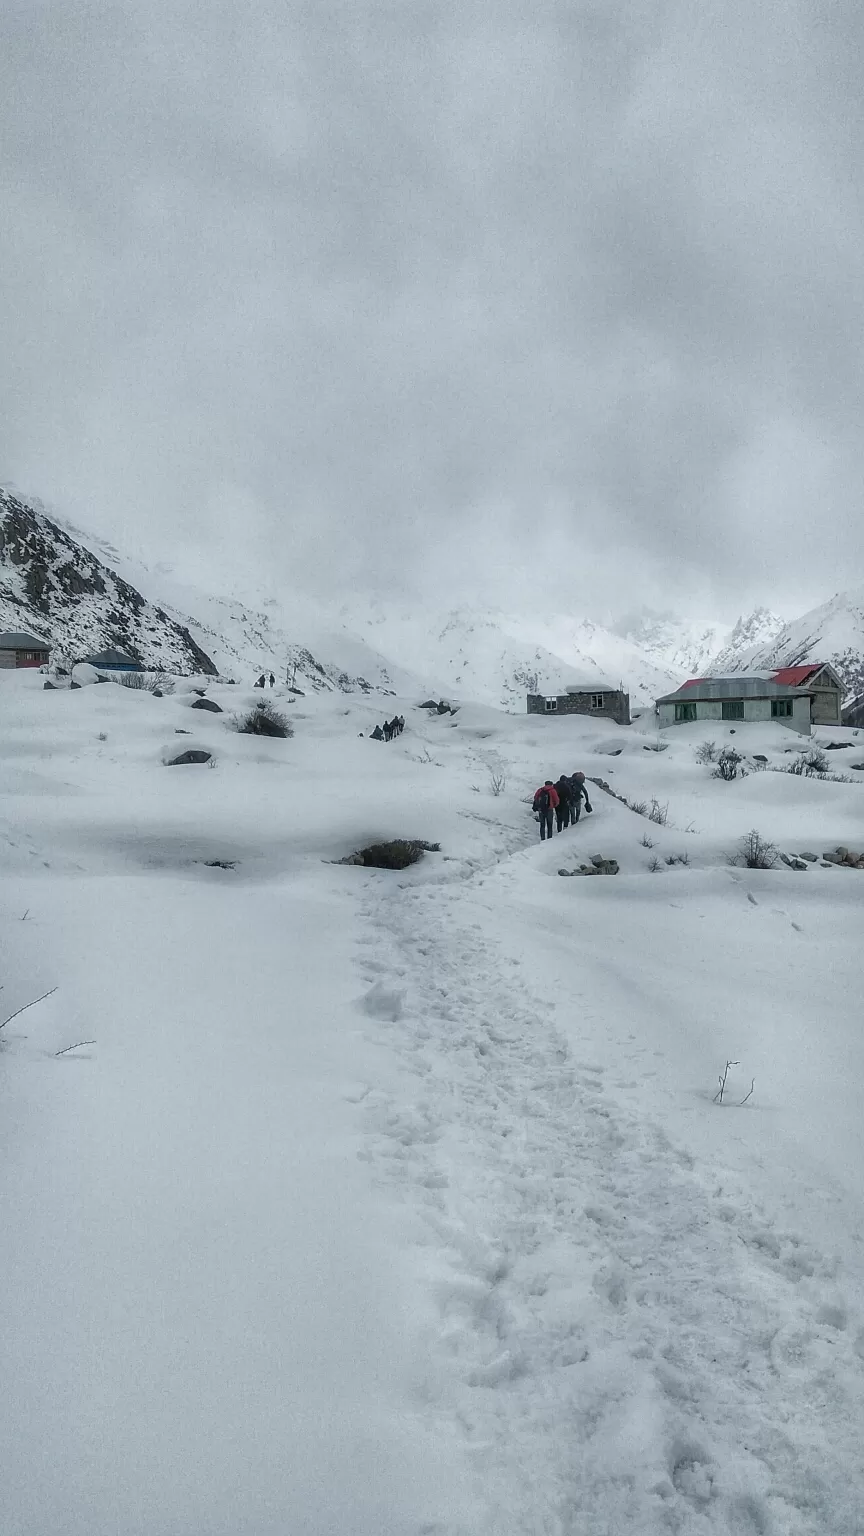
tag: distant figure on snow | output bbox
[255,674,266,688]
[269,672,275,688]
[532,780,559,841]
[569,772,592,823]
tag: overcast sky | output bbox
[1,0,862,623]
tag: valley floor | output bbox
[2,674,863,1534]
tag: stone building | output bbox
[527,683,631,726]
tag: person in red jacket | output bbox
[532,780,559,841]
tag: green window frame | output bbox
[771,698,793,718]
[721,700,744,720]
[674,701,697,722]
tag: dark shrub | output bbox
[733,829,779,869]
[357,839,436,869]
[234,702,293,738]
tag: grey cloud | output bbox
[1,0,862,620]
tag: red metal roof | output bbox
[771,665,821,687]
[680,678,704,689]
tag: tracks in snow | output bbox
[353,864,864,1536]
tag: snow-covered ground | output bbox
[2,671,864,1534]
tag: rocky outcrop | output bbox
[0,487,216,674]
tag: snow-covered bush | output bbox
[713,748,743,781]
[489,769,506,796]
[786,749,828,777]
[732,829,779,869]
[234,702,293,738]
[648,797,669,825]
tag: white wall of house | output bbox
[658,695,811,734]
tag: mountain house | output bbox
[527,684,631,726]
[656,664,843,736]
[0,630,51,668]
[83,648,143,672]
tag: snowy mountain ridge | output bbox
[707,589,864,700]
[620,607,786,678]
[0,488,216,674]
[5,486,864,708]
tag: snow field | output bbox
[2,670,864,1533]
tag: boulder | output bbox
[788,859,808,871]
[191,697,223,713]
[70,680,81,689]
[152,689,163,698]
[753,754,768,764]
[822,851,844,864]
[779,852,793,867]
[43,680,56,690]
[798,852,818,862]
[164,749,212,766]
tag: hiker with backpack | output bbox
[569,772,593,823]
[554,774,574,832]
[532,780,559,841]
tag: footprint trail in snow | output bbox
[354,866,864,1536]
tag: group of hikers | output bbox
[532,772,593,841]
[254,672,276,688]
[370,715,405,742]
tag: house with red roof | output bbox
[656,664,843,735]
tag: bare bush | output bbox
[640,833,654,848]
[115,670,172,693]
[733,828,779,869]
[713,747,743,781]
[489,769,506,797]
[627,797,648,816]
[233,702,293,738]
[648,856,662,873]
[648,798,669,825]
[665,851,691,866]
[786,748,829,777]
[694,740,718,764]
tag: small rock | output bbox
[191,697,223,713]
[779,852,793,867]
[836,846,850,859]
[174,728,192,734]
[165,749,212,766]
[753,754,768,764]
[43,680,56,690]
[70,680,81,690]
[798,852,818,862]
[822,852,843,864]
[789,859,808,871]
[152,689,163,698]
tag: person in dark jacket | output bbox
[569,772,593,823]
[532,780,559,841]
[554,775,573,831]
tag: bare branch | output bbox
[738,1079,755,1107]
[0,987,58,1032]
[713,1059,740,1104]
[54,1040,96,1057]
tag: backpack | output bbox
[537,787,551,814]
